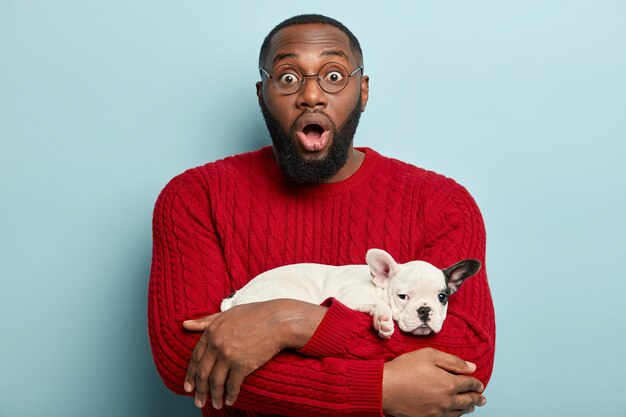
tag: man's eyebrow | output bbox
[272,53,297,66]
[320,49,349,60]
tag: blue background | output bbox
[1,1,625,416]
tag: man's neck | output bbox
[321,147,365,183]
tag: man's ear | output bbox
[256,81,263,105]
[359,75,369,112]
[443,259,481,294]
[366,249,398,287]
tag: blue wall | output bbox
[1,1,625,416]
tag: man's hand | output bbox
[182,299,326,410]
[382,348,486,417]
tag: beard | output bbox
[259,96,362,184]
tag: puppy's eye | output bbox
[438,293,448,304]
[398,294,408,300]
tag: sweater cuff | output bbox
[299,298,371,358]
[344,359,385,416]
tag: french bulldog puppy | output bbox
[221,249,480,338]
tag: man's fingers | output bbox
[193,348,217,408]
[453,391,486,410]
[183,314,220,331]
[194,391,209,409]
[224,371,245,406]
[429,349,476,375]
[461,406,476,415]
[184,332,209,393]
[456,374,484,394]
[209,362,230,409]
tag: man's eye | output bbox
[398,294,408,300]
[278,73,300,84]
[438,293,448,304]
[324,71,344,83]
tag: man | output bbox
[148,14,495,417]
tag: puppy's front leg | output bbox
[357,302,395,339]
[372,302,395,338]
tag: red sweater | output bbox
[148,146,495,417]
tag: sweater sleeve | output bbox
[299,183,496,386]
[148,173,385,416]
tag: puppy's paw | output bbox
[373,314,395,339]
[378,324,394,339]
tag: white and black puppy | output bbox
[221,249,480,338]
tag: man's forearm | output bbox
[277,299,328,349]
[182,299,329,409]
[180,301,386,416]
[299,298,495,386]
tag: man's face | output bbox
[256,23,369,183]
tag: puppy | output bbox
[221,249,480,338]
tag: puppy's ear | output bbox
[443,259,481,294]
[366,249,399,287]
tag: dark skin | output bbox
[183,23,486,416]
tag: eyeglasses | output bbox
[259,62,363,95]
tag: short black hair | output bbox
[258,14,363,69]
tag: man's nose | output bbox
[297,77,327,109]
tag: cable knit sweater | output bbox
[148,146,495,417]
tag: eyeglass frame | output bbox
[259,62,364,95]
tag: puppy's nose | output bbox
[417,306,431,321]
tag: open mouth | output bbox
[412,325,433,336]
[303,124,324,139]
[295,114,331,152]
[298,124,328,151]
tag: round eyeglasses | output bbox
[259,62,363,95]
